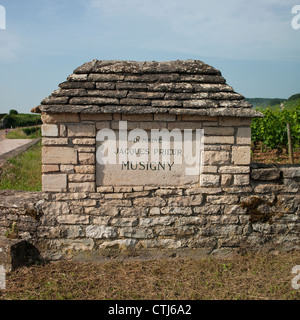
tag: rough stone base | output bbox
[60,245,297,264]
[0,237,28,272]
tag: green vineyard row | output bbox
[251,103,300,150]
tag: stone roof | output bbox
[32,60,263,118]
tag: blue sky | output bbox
[0,0,299,113]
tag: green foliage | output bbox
[9,109,19,115]
[251,105,300,150]
[5,222,19,239]
[246,98,286,109]
[6,127,41,139]
[269,99,284,107]
[3,113,42,128]
[0,142,42,191]
[288,93,300,101]
[23,126,41,137]
[283,98,300,110]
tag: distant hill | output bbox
[288,93,300,101]
[246,93,300,109]
[282,98,300,110]
[245,98,287,108]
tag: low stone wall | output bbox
[0,190,45,242]
[0,164,299,261]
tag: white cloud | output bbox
[89,0,300,61]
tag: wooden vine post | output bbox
[286,122,294,163]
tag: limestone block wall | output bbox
[41,113,252,192]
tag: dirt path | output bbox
[0,129,6,141]
[0,130,32,156]
[0,129,40,163]
[0,139,34,156]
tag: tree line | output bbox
[0,110,42,129]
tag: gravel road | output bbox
[0,129,33,156]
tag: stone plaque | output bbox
[96,122,204,186]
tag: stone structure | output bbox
[34,59,262,193]
[0,60,299,262]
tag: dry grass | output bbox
[1,252,300,300]
[252,145,300,164]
